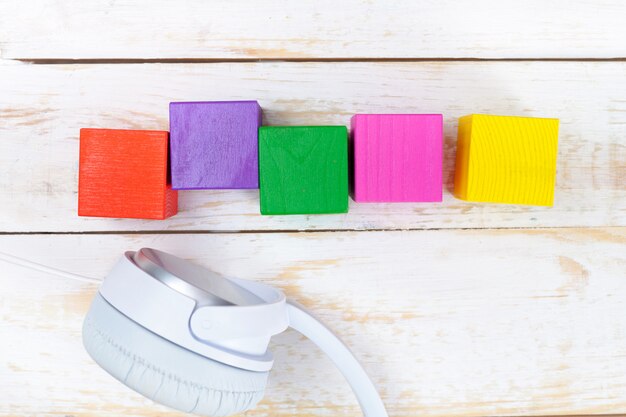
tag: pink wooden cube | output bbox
[351,114,443,202]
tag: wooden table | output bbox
[1,1,625,416]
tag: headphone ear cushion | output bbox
[82,293,268,417]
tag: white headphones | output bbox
[82,248,388,416]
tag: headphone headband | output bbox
[99,250,288,371]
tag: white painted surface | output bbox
[1,2,625,416]
[1,1,626,59]
[0,230,625,416]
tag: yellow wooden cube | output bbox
[454,114,559,206]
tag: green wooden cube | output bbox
[259,126,349,215]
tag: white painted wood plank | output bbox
[1,0,626,59]
[0,228,625,416]
[0,60,624,232]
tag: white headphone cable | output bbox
[0,251,100,284]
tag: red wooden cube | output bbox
[78,128,178,219]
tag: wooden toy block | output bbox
[351,114,443,202]
[169,100,262,189]
[259,126,348,215]
[454,114,559,206]
[78,128,178,219]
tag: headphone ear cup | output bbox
[82,293,268,417]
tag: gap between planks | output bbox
[7,57,626,65]
[498,415,626,417]
[1,225,624,236]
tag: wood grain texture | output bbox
[0,60,624,231]
[259,126,348,215]
[169,101,261,190]
[78,128,177,219]
[1,3,625,417]
[351,114,443,202]
[1,0,626,60]
[454,115,559,206]
[0,229,625,416]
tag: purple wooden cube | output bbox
[169,101,262,189]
